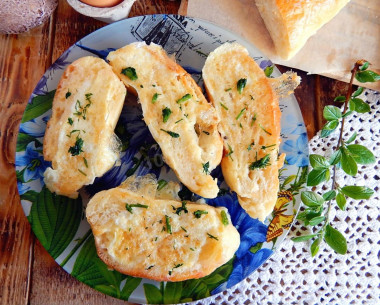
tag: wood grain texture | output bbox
[0,17,54,305]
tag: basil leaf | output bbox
[355,70,380,83]
[310,237,321,257]
[163,282,183,304]
[143,284,163,304]
[323,105,342,121]
[301,191,325,207]
[309,154,330,169]
[352,87,364,97]
[291,234,317,242]
[359,61,369,71]
[29,187,82,259]
[308,216,326,226]
[334,95,346,102]
[16,133,37,152]
[324,224,347,254]
[307,168,330,186]
[321,120,339,138]
[349,98,370,113]
[340,186,374,199]
[341,147,358,176]
[329,149,342,165]
[346,144,375,164]
[336,192,347,210]
[21,90,55,123]
[345,132,357,144]
[323,190,336,201]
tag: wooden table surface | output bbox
[0,0,351,304]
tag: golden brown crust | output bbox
[255,0,351,59]
[107,42,223,198]
[43,56,126,198]
[203,43,285,220]
[86,176,240,282]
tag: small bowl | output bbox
[67,0,136,23]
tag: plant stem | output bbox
[323,61,362,229]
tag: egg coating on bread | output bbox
[86,175,240,282]
[43,56,126,198]
[107,42,223,199]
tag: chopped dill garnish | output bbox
[249,154,270,170]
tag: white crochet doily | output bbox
[192,89,380,305]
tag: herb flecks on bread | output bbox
[107,42,223,198]
[86,175,240,282]
[203,43,292,221]
[43,56,126,198]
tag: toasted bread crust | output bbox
[107,42,223,198]
[203,43,285,220]
[255,0,350,59]
[86,175,240,282]
[43,56,126,198]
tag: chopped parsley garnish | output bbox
[227,143,234,161]
[157,179,168,191]
[251,113,257,126]
[140,85,144,88]
[162,107,172,123]
[207,233,219,240]
[152,93,160,104]
[68,137,84,156]
[165,215,172,234]
[202,161,210,174]
[221,210,229,226]
[220,102,229,110]
[160,129,180,138]
[67,117,73,125]
[83,157,88,168]
[250,94,255,100]
[125,203,148,214]
[181,226,187,232]
[202,131,210,135]
[225,88,232,92]
[121,67,138,80]
[73,93,92,120]
[65,90,71,99]
[169,264,183,275]
[66,129,80,138]
[261,144,276,150]
[249,154,270,170]
[237,78,247,94]
[174,201,188,215]
[236,108,246,120]
[85,93,93,102]
[190,247,195,251]
[176,93,192,104]
[77,169,87,176]
[259,124,272,135]
[175,118,183,124]
[194,210,208,219]
[146,265,154,270]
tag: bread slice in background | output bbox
[43,56,126,198]
[203,43,287,221]
[255,0,350,60]
[86,175,240,282]
[107,42,223,199]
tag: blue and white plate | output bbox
[15,15,308,304]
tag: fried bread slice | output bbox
[107,42,223,198]
[43,56,126,198]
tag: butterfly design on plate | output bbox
[266,191,294,242]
